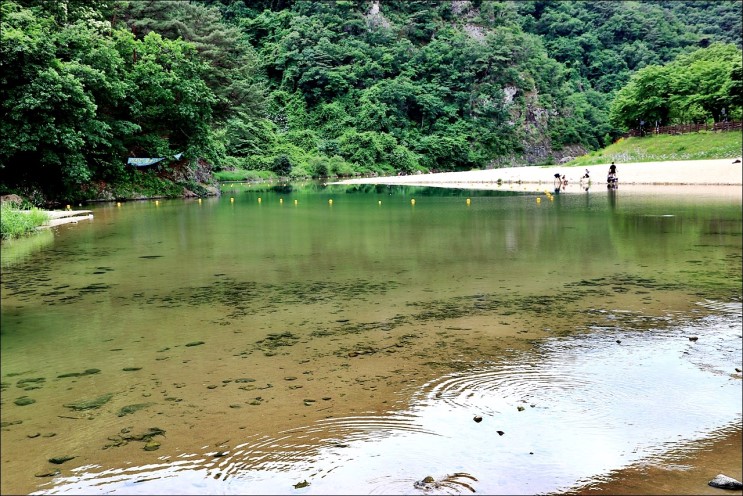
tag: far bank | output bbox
[332,158,743,190]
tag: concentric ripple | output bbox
[35,311,742,495]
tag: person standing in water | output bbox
[607,161,618,189]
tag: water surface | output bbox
[1,183,741,495]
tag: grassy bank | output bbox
[1,202,50,240]
[213,169,277,182]
[569,130,742,167]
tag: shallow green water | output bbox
[1,183,741,494]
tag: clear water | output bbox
[1,183,741,495]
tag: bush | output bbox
[289,163,312,180]
[214,170,275,182]
[1,202,50,240]
[307,156,329,178]
[272,155,293,176]
[327,155,357,177]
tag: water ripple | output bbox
[34,312,742,495]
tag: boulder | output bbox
[708,474,743,490]
[1,194,24,205]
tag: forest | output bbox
[1,0,741,204]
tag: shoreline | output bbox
[332,158,743,189]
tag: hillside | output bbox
[1,0,741,204]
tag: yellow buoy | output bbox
[329,199,333,205]
[279,198,283,204]
[258,197,262,203]
[378,200,382,206]
[155,200,159,205]
[411,199,416,205]
[198,198,202,204]
[294,199,298,205]
[66,205,71,210]
[116,202,121,207]
[536,197,541,203]
[466,198,471,205]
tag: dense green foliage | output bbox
[1,0,220,202]
[1,0,741,204]
[609,43,742,130]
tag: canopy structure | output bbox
[127,157,165,167]
[127,153,184,167]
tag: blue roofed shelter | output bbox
[127,153,184,168]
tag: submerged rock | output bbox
[64,393,113,411]
[116,403,153,417]
[708,474,743,490]
[14,396,36,406]
[35,469,61,478]
[48,455,75,464]
[58,368,101,378]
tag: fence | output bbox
[624,120,741,138]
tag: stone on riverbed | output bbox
[35,469,61,478]
[63,393,113,411]
[708,474,743,490]
[117,403,153,417]
[14,396,36,406]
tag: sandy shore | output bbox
[333,158,743,189]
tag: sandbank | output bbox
[333,158,743,190]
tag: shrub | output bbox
[1,202,50,240]
[272,155,293,176]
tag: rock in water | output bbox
[708,474,743,490]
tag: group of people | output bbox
[554,162,618,191]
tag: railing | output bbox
[624,120,741,138]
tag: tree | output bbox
[1,2,126,197]
[609,43,742,128]
[668,43,742,122]
[115,0,265,120]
